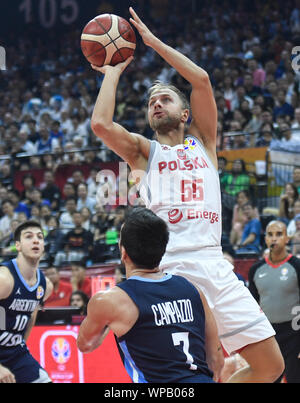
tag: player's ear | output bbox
[120,245,127,262]
[15,241,21,252]
[181,108,189,123]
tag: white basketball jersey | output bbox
[138,135,222,256]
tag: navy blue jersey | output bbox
[117,274,213,383]
[0,259,46,349]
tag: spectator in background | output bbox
[68,169,85,191]
[61,182,76,208]
[255,123,274,147]
[77,183,96,214]
[292,166,300,194]
[230,190,259,248]
[273,90,294,121]
[7,189,30,218]
[279,182,299,224]
[40,170,61,211]
[44,216,65,258]
[243,73,262,100]
[223,159,250,197]
[92,205,109,242]
[86,167,99,198]
[54,211,93,266]
[26,188,51,215]
[279,122,299,143]
[231,132,249,150]
[80,207,92,231]
[0,200,19,243]
[235,202,262,255]
[0,162,13,188]
[17,130,36,155]
[291,107,300,142]
[70,261,92,298]
[287,199,300,238]
[0,186,8,212]
[20,174,36,203]
[0,219,19,258]
[50,120,65,146]
[59,196,77,233]
[231,85,254,111]
[247,59,266,88]
[36,126,59,154]
[244,104,263,143]
[30,205,41,222]
[44,266,73,307]
[70,291,89,315]
[40,205,52,230]
[291,214,300,257]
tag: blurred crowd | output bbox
[0,0,300,306]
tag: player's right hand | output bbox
[91,56,134,75]
[0,365,16,383]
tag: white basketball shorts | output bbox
[160,247,275,355]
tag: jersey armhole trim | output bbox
[185,134,219,175]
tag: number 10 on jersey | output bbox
[181,179,204,203]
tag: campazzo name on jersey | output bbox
[151,299,194,327]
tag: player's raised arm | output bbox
[129,7,217,155]
[90,59,150,170]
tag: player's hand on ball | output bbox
[91,56,134,75]
[129,7,156,47]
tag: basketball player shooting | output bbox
[90,7,284,382]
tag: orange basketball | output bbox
[81,14,136,67]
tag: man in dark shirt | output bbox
[248,220,300,383]
[54,211,93,266]
[41,170,61,211]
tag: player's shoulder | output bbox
[0,265,14,300]
[91,287,128,308]
[89,287,133,320]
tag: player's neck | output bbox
[16,254,39,283]
[156,130,185,146]
[128,266,164,280]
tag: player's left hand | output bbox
[208,346,225,382]
[129,7,157,47]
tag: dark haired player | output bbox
[0,220,53,383]
[77,207,223,383]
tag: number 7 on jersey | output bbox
[172,332,197,370]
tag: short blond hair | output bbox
[148,81,190,111]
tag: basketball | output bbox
[81,14,136,67]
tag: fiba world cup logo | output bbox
[168,209,183,224]
[184,138,196,151]
[51,338,71,365]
